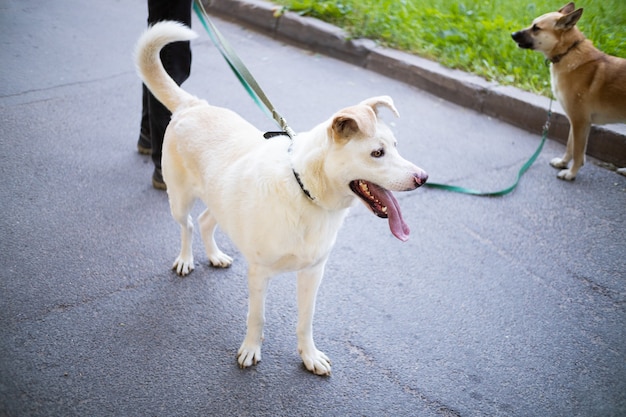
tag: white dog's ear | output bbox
[556,7,582,30]
[330,106,377,141]
[360,96,400,118]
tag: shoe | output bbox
[152,168,167,191]
[137,132,151,155]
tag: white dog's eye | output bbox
[532,24,540,32]
[371,148,385,158]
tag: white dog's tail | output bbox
[135,21,198,112]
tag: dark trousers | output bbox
[139,0,192,170]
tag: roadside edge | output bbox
[204,0,626,167]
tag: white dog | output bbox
[135,21,428,375]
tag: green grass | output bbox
[271,0,626,96]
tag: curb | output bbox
[204,0,626,167]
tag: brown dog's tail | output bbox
[134,21,197,113]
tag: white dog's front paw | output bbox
[208,251,233,268]
[299,346,332,376]
[237,341,262,368]
[173,255,194,276]
[557,169,576,181]
[617,167,626,177]
[550,157,569,169]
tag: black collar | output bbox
[263,131,289,139]
[549,40,582,64]
[264,131,316,201]
[292,169,315,201]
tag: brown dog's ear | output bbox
[556,7,583,30]
[558,2,575,14]
[360,95,400,118]
[330,106,377,142]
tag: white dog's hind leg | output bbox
[169,191,196,276]
[238,266,271,368]
[297,264,331,376]
[198,209,233,268]
[172,214,194,276]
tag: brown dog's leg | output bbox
[551,127,574,171]
[554,116,591,180]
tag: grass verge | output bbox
[271,0,626,97]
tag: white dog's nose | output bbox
[414,169,428,187]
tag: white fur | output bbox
[135,21,427,375]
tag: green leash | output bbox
[193,0,296,137]
[193,0,551,196]
[425,99,552,196]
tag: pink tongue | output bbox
[373,186,410,242]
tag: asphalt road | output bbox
[1,1,625,416]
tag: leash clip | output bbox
[543,114,551,133]
[542,99,554,133]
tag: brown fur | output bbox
[512,2,626,180]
